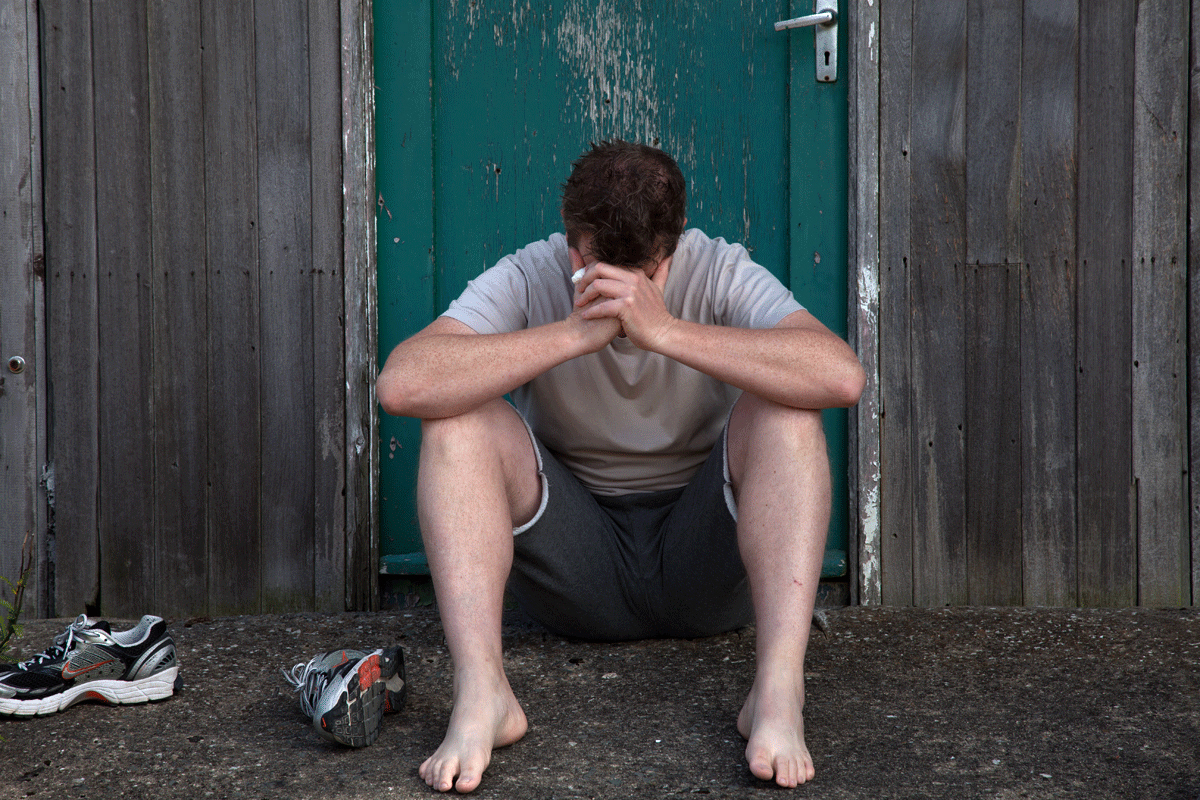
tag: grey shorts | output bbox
[507,422,753,642]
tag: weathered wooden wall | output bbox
[0,0,46,617]
[868,0,1194,607]
[31,0,376,618]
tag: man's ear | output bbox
[569,246,585,273]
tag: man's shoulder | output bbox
[507,232,569,269]
[675,229,750,272]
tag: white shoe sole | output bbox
[0,666,179,717]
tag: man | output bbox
[376,140,865,793]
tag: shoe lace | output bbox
[16,614,90,669]
[282,658,332,718]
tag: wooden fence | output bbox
[2,0,377,618]
[4,0,1198,616]
[853,0,1197,607]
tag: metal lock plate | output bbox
[774,0,838,83]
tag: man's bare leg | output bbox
[416,399,542,793]
[726,393,830,788]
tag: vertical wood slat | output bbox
[965,264,1022,605]
[148,0,208,617]
[877,0,915,606]
[1132,0,1190,608]
[850,0,882,605]
[342,0,378,611]
[1077,0,1136,607]
[204,0,262,615]
[964,0,1023,606]
[256,0,315,612]
[964,1,1021,266]
[25,0,47,618]
[93,0,155,619]
[309,0,345,612]
[0,0,44,615]
[1191,0,1200,609]
[42,0,100,617]
[1019,0,1079,607]
[909,0,967,606]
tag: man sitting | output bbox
[376,140,865,793]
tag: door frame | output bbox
[360,0,885,605]
[849,0,882,605]
[343,0,380,611]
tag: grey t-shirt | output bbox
[443,228,804,495]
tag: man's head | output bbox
[561,140,687,270]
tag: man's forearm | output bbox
[651,315,865,410]
[378,321,583,419]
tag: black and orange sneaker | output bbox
[283,646,406,747]
[0,614,179,716]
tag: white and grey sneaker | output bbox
[283,646,406,747]
[0,614,179,716]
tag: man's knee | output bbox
[731,393,825,447]
[727,395,827,486]
[419,400,542,522]
[420,399,523,454]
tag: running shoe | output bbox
[0,614,179,716]
[284,645,406,747]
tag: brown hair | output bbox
[560,140,687,269]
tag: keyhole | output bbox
[824,50,831,66]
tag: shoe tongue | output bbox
[88,620,112,633]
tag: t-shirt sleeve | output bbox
[711,241,805,329]
[441,256,530,335]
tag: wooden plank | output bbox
[965,265,1022,605]
[1019,0,1079,607]
[309,0,345,612]
[1076,0,1136,607]
[965,0,1021,265]
[1132,0,1190,608]
[93,0,155,618]
[342,0,378,610]
[849,0,882,605]
[963,0,1023,605]
[24,0,47,618]
[0,0,42,615]
[42,0,100,616]
[1191,0,1200,608]
[256,0,315,612]
[877,0,915,606]
[203,0,262,615]
[909,0,967,606]
[148,0,208,617]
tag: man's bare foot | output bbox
[737,678,814,788]
[419,672,528,793]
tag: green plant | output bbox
[0,530,35,663]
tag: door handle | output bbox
[774,0,838,83]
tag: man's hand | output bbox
[565,246,622,353]
[572,251,676,352]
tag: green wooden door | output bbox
[375,1,850,579]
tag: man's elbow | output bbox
[833,361,867,408]
[376,371,419,418]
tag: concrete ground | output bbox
[1,605,1197,800]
